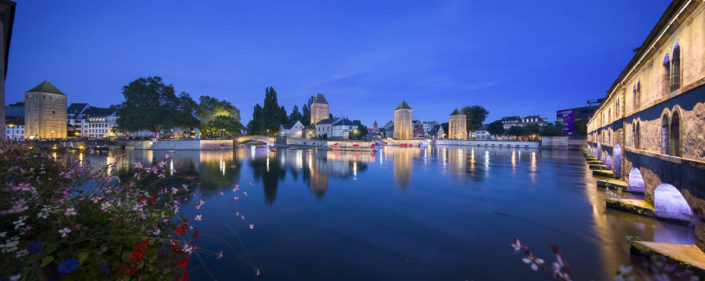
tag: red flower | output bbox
[178,256,190,269]
[176,224,187,235]
[177,272,189,281]
[193,231,200,239]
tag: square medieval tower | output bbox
[24,81,67,139]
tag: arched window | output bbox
[661,114,669,154]
[670,111,680,157]
[671,44,681,91]
[633,81,641,111]
[634,122,640,149]
[663,54,671,95]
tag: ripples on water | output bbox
[79,146,693,280]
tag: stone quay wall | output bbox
[436,139,539,148]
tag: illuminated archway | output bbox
[654,183,693,221]
[613,144,622,177]
[605,153,612,169]
[627,168,644,192]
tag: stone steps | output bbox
[631,241,705,278]
[592,169,615,178]
[605,198,655,217]
[595,179,642,193]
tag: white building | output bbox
[5,117,23,141]
[279,120,304,138]
[316,118,358,140]
[81,107,117,139]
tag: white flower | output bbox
[58,227,71,238]
[12,218,25,230]
[194,214,202,221]
[15,249,28,258]
[182,244,193,254]
[153,228,161,235]
[9,274,20,281]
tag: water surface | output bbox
[86,146,694,280]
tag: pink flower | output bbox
[230,164,237,169]
[64,208,77,217]
[194,214,202,221]
[243,192,248,197]
[233,196,240,200]
[218,192,224,196]
[255,268,261,276]
[182,244,193,254]
[216,251,223,260]
[165,154,171,159]
[195,200,205,210]
[511,238,525,253]
[249,224,254,230]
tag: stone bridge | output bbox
[235,135,276,147]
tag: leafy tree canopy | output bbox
[487,120,505,136]
[462,105,489,133]
[113,76,179,134]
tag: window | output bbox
[633,81,641,110]
[661,114,669,154]
[671,44,681,91]
[663,54,671,95]
[633,122,640,149]
[670,111,681,157]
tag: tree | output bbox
[507,126,523,137]
[175,92,200,137]
[301,96,314,126]
[289,105,304,124]
[246,87,287,135]
[573,119,588,136]
[352,120,368,139]
[541,121,566,136]
[462,105,489,134]
[441,122,449,138]
[487,120,505,136]
[203,115,243,137]
[523,124,541,138]
[113,76,179,136]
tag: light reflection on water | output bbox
[78,146,694,280]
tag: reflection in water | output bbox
[75,146,696,280]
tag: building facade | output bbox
[82,107,117,138]
[5,116,22,141]
[393,101,412,139]
[310,93,329,125]
[24,81,67,139]
[586,0,705,234]
[448,108,467,139]
[556,105,598,136]
[501,116,521,129]
[279,120,304,138]
[0,1,15,139]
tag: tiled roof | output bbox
[27,80,66,95]
[395,101,411,110]
[82,107,115,117]
[316,118,335,125]
[67,103,89,115]
[312,93,328,104]
[333,119,356,126]
[281,120,302,129]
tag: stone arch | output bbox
[654,183,693,221]
[671,44,681,91]
[613,144,622,177]
[663,53,671,95]
[627,168,645,192]
[605,152,612,169]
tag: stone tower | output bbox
[24,81,67,139]
[394,101,412,139]
[310,93,329,125]
[448,108,467,139]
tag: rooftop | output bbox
[395,101,411,110]
[82,107,115,117]
[312,93,328,104]
[450,108,464,115]
[27,80,66,95]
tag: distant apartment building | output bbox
[82,107,117,138]
[393,101,412,139]
[448,108,467,139]
[67,103,90,137]
[556,105,597,136]
[428,124,445,139]
[310,93,329,125]
[24,81,67,139]
[5,116,23,141]
[522,115,549,127]
[501,116,521,129]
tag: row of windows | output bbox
[84,123,110,128]
[26,94,66,101]
[597,44,683,128]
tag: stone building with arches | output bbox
[587,0,705,239]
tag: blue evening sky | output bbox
[7,0,669,126]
